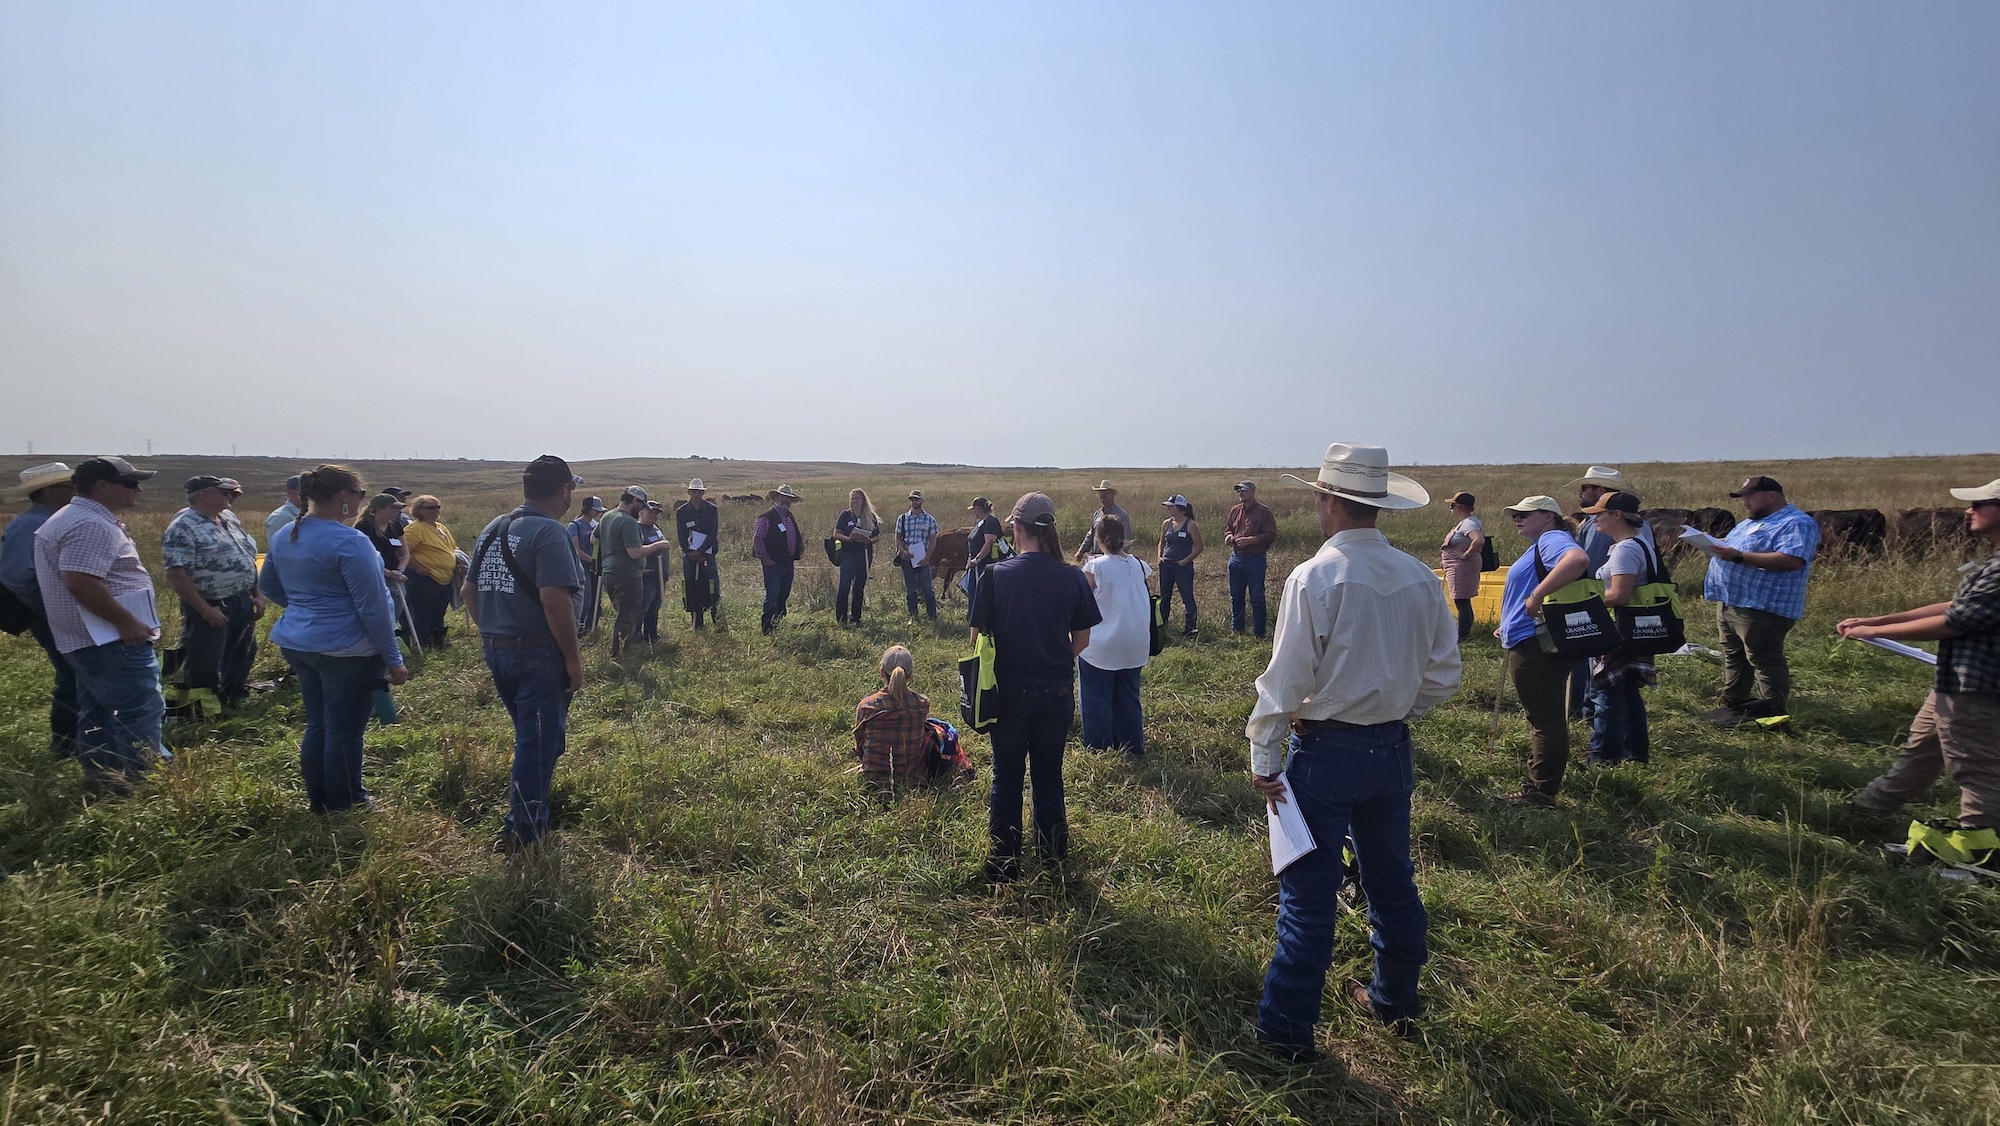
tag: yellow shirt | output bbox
[404,519,459,580]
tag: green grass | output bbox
[3,455,1998,1124]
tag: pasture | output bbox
[2,452,1997,1125]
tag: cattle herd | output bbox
[1641,505,1980,562]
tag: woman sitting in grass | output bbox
[854,645,931,783]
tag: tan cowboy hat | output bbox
[1281,443,1429,510]
[771,484,801,500]
[16,462,73,497]
[1567,465,1628,489]
[1092,480,1116,492]
[1950,478,2000,503]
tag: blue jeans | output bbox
[1258,722,1428,1049]
[836,552,869,622]
[964,563,983,625]
[28,613,80,756]
[987,683,1074,867]
[761,560,795,622]
[283,647,382,812]
[902,562,936,619]
[1568,660,1593,721]
[1159,560,1196,634]
[1077,658,1145,755]
[63,640,164,780]
[484,644,572,843]
[1228,553,1268,636]
[1587,675,1651,764]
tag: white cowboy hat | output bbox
[1281,443,1429,510]
[1567,466,1627,489]
[1949,478,2000,503]
[687,478,706,491]
[16,462,73,497]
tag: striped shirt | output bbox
[33,496,154,653]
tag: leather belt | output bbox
[482,635,557,649]
[1291,716,1378,734]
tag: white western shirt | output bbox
[1245,527,1463,775]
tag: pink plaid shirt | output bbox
[33,496,153,653]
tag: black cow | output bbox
[1808,509,1887,558]
[1642,507,1739,563]
[1895,507,1978,558]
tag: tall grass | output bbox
[2,454,1996,1124]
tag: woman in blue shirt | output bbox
[1496,495,1588,806]
[259,464,406,813]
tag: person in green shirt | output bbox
[595,487,670,655]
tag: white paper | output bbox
[1859,637,1938,666]
[687,531,709,552]
[1678,527,1728,556]
[1267,772,1318,875]
[910,542,928,566]
[81,587,160,645]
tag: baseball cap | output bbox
[73,457,154,489]
[183,475,242,495]
[643,500,663,512]
[1949,478,2000,503]
[581,495,607,513]
[1450,491,1476,507]
[1234,480,1256,492]
[1580,491,1641,516]
[1503,495,1565,516]
[908,490,925,501]
[968,496,992,511]
[382,486,410,498]
[622,485,649,503]
[1729,476,1784,498]
[1009,492,1057,527]
[523,454,581,494]
[1162,494,1190,508]
[284,475,304,491]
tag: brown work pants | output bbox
[1856,690,2000,829]
[1718,604,1797,714]
[600,573,646,650]
[1510,644,1574,796]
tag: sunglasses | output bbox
[1973,500,2000,511]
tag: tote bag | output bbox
[1613,540,1686,655]
[1530,539,1620,658]
[958,633,999,733]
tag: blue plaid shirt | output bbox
[896,510,938,557]
[1703,503,1821,620]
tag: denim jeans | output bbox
[761,560,795,622]
[283,647,382,812]
[902,562,936,619]
[836,552,870,622]
[1228,552,1267,636]
[1567,660,1593,721]
[987,683,1074,868]
[1258,722,1427,1050]
[177,592,260,707]
[1159,560,1196,634]
[63,640,164,780]
[484,644,573,844]
[406,573,453,648]
[1587,675,1650,764]
[1077,658,1145,755]
[640,574,663,641]
[27,613,80,756]
[963,563,983,626]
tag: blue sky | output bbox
[3,2,1995,467]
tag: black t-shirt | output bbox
[969,552,1103,687]
[361,520,400,572]
[970,515,1004,566]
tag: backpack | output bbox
[1479,536,1500,572]
[924,718,975,782]
[0,583,33,636]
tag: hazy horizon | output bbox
[5,3,1996,467]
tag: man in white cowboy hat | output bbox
[676,478,721,631]
[34,457,168,793]
[2,462,80,756]
[895,489,940,621]
[1245,443,1461,1060]
[1073,480,1131,561]
[752,485,804,633]
[1842,478,2000,832]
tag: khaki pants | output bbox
[1509,644,1574,796]
[1857,690,2000,829]
[1718,604,1797,713]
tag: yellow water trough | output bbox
[1434,569,1506,625]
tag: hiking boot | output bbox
[1703,705,1750,728]
[1256,1036,1321,1065]
[1499,786,1556,808]
[1345,981,1418,1039]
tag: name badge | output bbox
[389,539,402,546]
[777,523,786,532]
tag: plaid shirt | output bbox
[896,510,938,556]
[1940,550,2000,696]
[33,496,154,653]
[161,507,260,600]
[1704,503,1821,620]
[854,689,932,775]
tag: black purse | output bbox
[1479,537,1500,572]
[1529,537,1620,658]
[822,536,841,564]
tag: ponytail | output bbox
[879,645,914,705]
[293,463,364,541]
[886,666,908,704]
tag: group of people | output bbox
[4,445,1997,1060]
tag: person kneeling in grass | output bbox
[1842,478,2000,831]
[854,646,931,784]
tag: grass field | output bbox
[3,452,1997,1125]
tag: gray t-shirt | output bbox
[471,506,581,640]
[1596,536,1652,583]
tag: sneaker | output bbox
[1703,705,1750,728]
[1345,981,1418,1039]
[1499,786,1556,807]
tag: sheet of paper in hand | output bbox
[1268,773,1317,875]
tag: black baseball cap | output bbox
[1729,476,1784,498]
[73,457,153,489]
[382,486,411,498]
[581,495,607,513]
[523,454,581,494]
[183,475,242,495]
[1580,490,1641,516]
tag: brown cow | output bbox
[1643,507,1739,562]
[931,528,972,601]
[1895,507,1979,557]
[1808,509,1887,558]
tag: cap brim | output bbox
[1280,471,1429,510]
[1949,487,1999,502]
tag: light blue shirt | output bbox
[1704,503,1820,620]
[0,502,59,607]
[259,517,404,664]
[1500,529,1586,648]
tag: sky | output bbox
[2,2,1995,469]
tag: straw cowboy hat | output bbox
[771,484,801,500]
[1092,480,1117,493]
[16,462,73,497]
[1281,444,1429,510]
[1567,466,1628,490]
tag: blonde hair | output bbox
[410,494,442,518]
[879,645,914,704]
